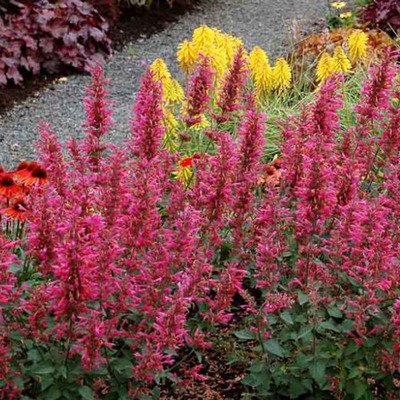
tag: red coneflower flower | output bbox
[2,198,28,220]
[18,165,49,186]
[13,161,38,181]
[14,160,29,173]
[0,166,4,174]
[0,173,24,198]
[179,157,193,168]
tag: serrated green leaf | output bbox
[9,263,22,273]
[234,330,256,340]
[31,362,55,375]
[296,326,313,340]
[320,320,341,333]
[354,381,368,400]
[327,306,343,318]
[280,310,294,325]
[309,360,327,386]
[241,374,257,387]
[263,339,285,357]
[348,367,360,380]
[44,387,61,400]
[298,292,309,305]
[78,386,94,400]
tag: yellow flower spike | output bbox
[209,50,228,83]
[331,1,346,8]
[332,46,352,74]
[249,47,273,96]
[192,25,215,53]
[162,110,179,153]
[316,52,334,83]
[190,114,211,131]
[150,58,171,83]
[348,30,368,61]
[249,46,269,75]
[164,110,178,130]
[165,79,184,104]
[177,40,198,74]
[253,63,274,98]
[212,28,226,47]
[272,57,292,92]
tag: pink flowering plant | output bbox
[0,48,400,400]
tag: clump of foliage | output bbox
[0,0,111,85]
[361,0,400,36]
[1,26,400,400]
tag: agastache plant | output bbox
[1,51,400,400]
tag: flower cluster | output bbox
[316,29,368,83]
[0,161,48,223]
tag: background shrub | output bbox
[361,0,400,36]
[0,0,111,85]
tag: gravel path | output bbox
[0,0,328,167]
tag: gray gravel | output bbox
[0,0,328,167]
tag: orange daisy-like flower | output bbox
[2,198,28,220]
[17,164,49,186]
[13,161,39,180]
[0,173,24,199]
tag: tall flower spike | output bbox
[192,25,215,53]
[316,52,334,83]
[215,47,249,122]
[177,40,198,74]
[249,47,274,98]
[36,122,68,197]
[332,46,351,74]
[348,30,368,61]
[150,58,171,84]
[273,57,292,92]
[183,56,214,127]
[249,46,269,77]
[83,64,113,166]
[83,64,113,139]
[130,68,165,160]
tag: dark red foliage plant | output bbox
[0,0,111,86]
[361,0,400,36]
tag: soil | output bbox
[0,1,196,117]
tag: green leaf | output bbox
[9,263,22,273]
[280,310,294,325]
[78,386,94,400]
[354,381,368,400]
[320,320,341,333]
[263,339,285,357]
[27,349,41,362]
[241,374,257,387]
[234,330,256,340]
[113,358,133,371]
[249,361,266,373]
[31,361,55,375]
[296,326,313,340]
[309,360,327,386]
[289,378,308,398]
[44,387,61,400]
[348,367,360,380]
[327,306,343,318]
[298,292,309,306]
